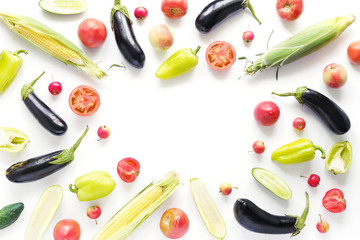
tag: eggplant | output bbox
[195,0,261,34]
[21,71,67,135]
[234,192,309,236]
[111,0,145,68]
[272,86,351,135]
[6,126,88,183]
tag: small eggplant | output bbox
[195,0,261,34]
[110,0,145,68]
[6,126,88,183]
[234,192,309,236]
[21,71,67,135]
[272,87,351,135]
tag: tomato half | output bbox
[69,85,100,116]
[205,41,236,71]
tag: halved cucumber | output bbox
[25,185,63,239]
[39,0,88,15]
[252,167,292,200]
[190,178,226,239]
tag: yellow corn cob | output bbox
[94,172,181,240]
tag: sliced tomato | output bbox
[69,85,100,116]
[206,41,236,71]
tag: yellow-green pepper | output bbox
[271,138,326,164]
[0,49,27,94]
[69,170,116,201]
[0,127,29,153]
[325,141,352,174]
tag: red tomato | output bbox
[276,0,303,21]
[78,18,107,48]
[161,0,188,18]
[322,188,346,213]
[347,41,360,65]
[205,41,236,71]
[117,157,140,183]
[69,85,101,116]
[160,208,189,239]
[292,117,306,131]
[53,219,81,240]
[254,101,280,126]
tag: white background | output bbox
[0,0,359,239]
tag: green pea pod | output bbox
[0,49,27,94]
[69,170,116,201]
[0,127,29,153]
[271,138,326,164]
[325,141,352,174]
[155,46,201,79]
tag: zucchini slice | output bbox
[39,0,88,15]
[25,185,63,239]
[252,167,292,200]
[190,178,227,239]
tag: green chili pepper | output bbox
[271,138,326,164]
[0,49,27,94]
[155,46,201,79]
[0,127,29,153]
[325,141,352,174]
[69,170,116,201]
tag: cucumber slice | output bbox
[25,185,63,240]
[252,167,292,200]
[39,0,88,15]
[190,178,226,239]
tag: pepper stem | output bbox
[193,46,201,55]
[314,145,326,159]
[243,0,262,25]
[292,192,309,236]
[21,71,45,100]
[13,49,28,56]
[69,184,78,193]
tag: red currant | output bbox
[316,214,329,233]
[242,31,254,44]
[87,205,101,224]
[219,182,237,196]
[48,82,62,95]
[251,140,265,154]
[292,117,306,131]
[97,126,111,140]
[134,6,148,20]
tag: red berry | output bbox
[87,205,101,224]
[292,117,306,131]
[97,126,111,140]
[252,140,265,154]
[219,182,237,196]
[242,31,254,43]
[134,6,148,20]
[316,214,329,233]
[48,82,62,95]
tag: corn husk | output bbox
[246,14,355,76]
[0,9,106,79]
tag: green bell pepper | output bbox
[0,49,27,94]
[69,170,116,201]
[325,141,352,174]
[271,138,326,164]
[155,46,201,79]
[0,127,29,153]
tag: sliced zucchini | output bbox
[25,185,62,240]
[252,167,292,200]
[0,127,29,153]
[39,0,88,15]
[190,178,226,239]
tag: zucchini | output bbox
[0,202,24,230]
[252,167,292,200]
[39,0,88,15]
[190,178,227,239]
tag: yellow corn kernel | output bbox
[97,186,163,240]
[15,25,84,66]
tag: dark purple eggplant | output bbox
[110,0,145,68]
[234,192,309,236]
[272,86,351,135]
[195,0,261,34]
[6,126,88,183]
[21,71,67,135]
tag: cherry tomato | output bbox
[161,0,188,19]
[53,219,81,240]
[276,0,303,21]
[292,117,306,131]
[301,174,320,187]
[316,214,329,233]
[78,18,107,48]
[347,41,360,65]
[254,101,280,126]
[252,140,265,154]
[322,188,346,213]
[87,205,101,224]
[97,125,111,140]
[134,6,148,20]
[117,157,140,183]
[160,208,189,239]
[219,182,237,196]
[48,81,62,95]
[242,31,254,44]
[69,85,100,116]
[205,41,236,71]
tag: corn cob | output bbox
[245,14,355,76]
[93,171,181,240]
[0,9,106,79]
